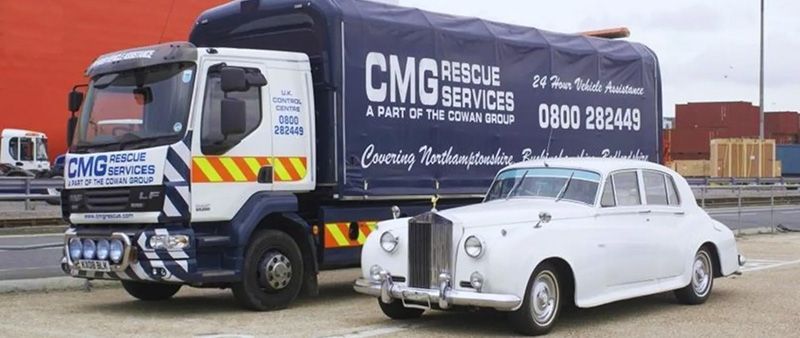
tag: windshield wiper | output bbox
[505,170,529,200]
[555,172,575,202]
[117,134,178,151]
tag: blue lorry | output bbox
[61,0,662,310]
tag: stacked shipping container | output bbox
[671,102,759,160]
[765,111,800,144]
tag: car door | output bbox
[642,170,686,279]
[595,170,663,289]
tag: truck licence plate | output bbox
[76,260,111,272]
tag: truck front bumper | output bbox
[354,273,521,311]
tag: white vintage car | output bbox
[354,158,744,335]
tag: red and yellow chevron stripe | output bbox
[324,221,378,248]
[192,156,307,183]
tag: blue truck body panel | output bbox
[190,0,663,199]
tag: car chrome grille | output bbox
[408,212,453,288]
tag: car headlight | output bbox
[464,236,484,258]
[68,238,82,260]
[82,239,96,260]
[379,231,398,253]
[109,239,124,263]
[96,239,110,260]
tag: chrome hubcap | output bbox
[531,271,558,326]
[692,252,711,296]
[260,252,292,291]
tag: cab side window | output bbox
[8,137,18,160]
[612,171,641,206]
[19,138,34,161]
[201,68,262,155]
[643,171,669,205]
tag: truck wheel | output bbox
[232,229,304,311]
[121,281,181,301]
[674,248,714,305]
[510,263,562,336]
[378,299,424,319]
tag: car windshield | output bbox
[484,168,601,205]
[73,62,196,152]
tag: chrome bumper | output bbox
[353,273,521,311]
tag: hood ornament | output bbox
[535,211,552,228]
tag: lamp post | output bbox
[758,0,765,140]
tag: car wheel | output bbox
[674,248,714,305]
[510,263,562,336]
[377,298,425,319]
[232,230,304,311]
[121,281,181,301]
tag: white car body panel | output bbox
[360,158,741,310]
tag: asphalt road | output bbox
[1,206,799,282]
[0,233,799,337]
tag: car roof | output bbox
[504,157,671,175]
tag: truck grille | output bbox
[85,188,131,212]
[407,212,453,288]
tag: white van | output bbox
[0,129,50,173]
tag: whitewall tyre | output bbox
[510,263,562,336]
[675,248,714,305]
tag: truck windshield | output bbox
[74,62,196,152]
[484,168,601,205]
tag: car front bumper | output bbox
[354,273,521,311]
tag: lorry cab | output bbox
[0,128,50,173]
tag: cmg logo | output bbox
[67,156,108,178]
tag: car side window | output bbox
[666,175,681,205]
[201,67,262,155]
[643,171,669,205]
[612,171,641,206]
[600,176,615,207]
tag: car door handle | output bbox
[638,210,652,214]
[673,211,685,215]
[257,166,273,183]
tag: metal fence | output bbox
[0,177,62,210]
[694,185,800,234]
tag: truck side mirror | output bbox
[220,67,248,92]
[68,90,84,113]
[220,98,246,136]
[67,116,78,147]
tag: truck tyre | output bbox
[378,299,424,319]
[510,263,562,336]
[121,281,181,301]
[674,248,714,305]
[232,229,304,311]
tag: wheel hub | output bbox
[692,253,711,296]
[259,251,292,291]
[531,272,557,325]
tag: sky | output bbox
[395,0,799,117]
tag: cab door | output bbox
[190,59,273,222]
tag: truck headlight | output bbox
[82,239,96,259]
[464,236,484,258]
[380,231,398,253]
[68,238,82,260]
[109,239,124,263]
[149,234,190,250]
[95,239,110,260]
